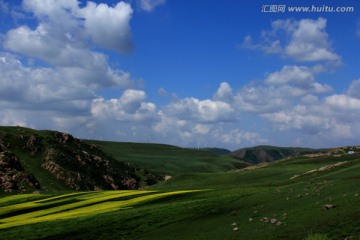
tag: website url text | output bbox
[261,5,355,13]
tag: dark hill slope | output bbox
[231,145,326,164]
[0,126,140,193]
[85,140,248,176]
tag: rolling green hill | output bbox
[0,152,359,239]
[0,126,141,193]
[0,126,247,193]
[231,145,327,164]
[1,126,360,239]
[85,140,248,176]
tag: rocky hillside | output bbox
[0,126,145,193]
[231,145,326,164]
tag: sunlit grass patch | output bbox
[0,194,47,207]
[0,190,199,229]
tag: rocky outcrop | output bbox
[0,147,40,193]
[0,126,142,193]
[41,144,140,190]
[40,134,140,190]
[16,134,41,153]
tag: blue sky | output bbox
[1,0,360,150]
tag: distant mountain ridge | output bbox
[231,145,327,164]
[2,126,357,194]
[0,126,243,193]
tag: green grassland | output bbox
[1,152,359,240]
[86,140,249,175]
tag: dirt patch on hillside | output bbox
[290,161,348,180]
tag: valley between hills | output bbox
[0,126,359,240]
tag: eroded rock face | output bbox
[54,132,79,145]
[0,150,40,193]
[0,128,142,192]
[40,133,140,190]
[16,134,41,153]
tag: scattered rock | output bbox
[232,227,239,232]
[270,218,277,224]
[276,221,282,226]
[249,218,253,222]
[164,175,172,181]
[231,222,237,227]
[260,217,269,223]
[323,204,335,210]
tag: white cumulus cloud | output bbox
[234,65,332,113]
[164,97,235,123]
[91,89,158,121]
[79,1,134,53]
[243,18,341,63]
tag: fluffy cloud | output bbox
[4,0,137,88]
[21,0,133,53]
[214,82,234,102]
[79,1,134,52]
[139,0,166,12]
[234,65,332,113]
[285,19,339,62]
[243,18,341,63]
[1,1,138,108]
[0,53,93,110]
[0,1,145,141]
[261,88,360,143]
[91,89,159,122]
[164,97,235,123]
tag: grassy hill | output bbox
[1,126,360,239]
[1,151,359,239]
[0,126,248,193]
[85,140,248,176]
[231,145,327,164]
[0,126,142,193]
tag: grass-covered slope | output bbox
[231,145,327,164]
[86,140,248,176]
[0,190,198,230]
[0,126,141,193]
[1,152,359,239]
[1,126,248,193]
